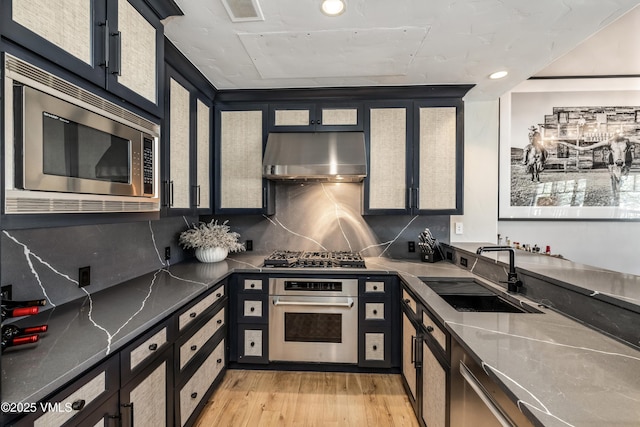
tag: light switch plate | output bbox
[455,222,463,234]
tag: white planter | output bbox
[195,247,228,263]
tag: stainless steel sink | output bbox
[421,278,541,313]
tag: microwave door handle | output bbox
[272,297,354,308]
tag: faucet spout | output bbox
[476,246,522,292]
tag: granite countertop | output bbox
[2,253,639,427]
[452,242,640,312]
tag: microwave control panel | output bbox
[143,137,154,195]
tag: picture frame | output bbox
[499,77,640,220]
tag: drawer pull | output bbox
[217,358,222,363]
[250,307,255,312]
[251,283,255,288]
[250,341,255,347]
[372,345,378,351]
[216,292,222,298]
[71,399,86,411]
[148,343,158,351]
[189,312,197,318]
[426,326,434,333]
[373,309,378,315]
[373,285,378,290]
[191,392,198,399]
[191,345,198,351]
[404,299,410,304]
[217,319,222,324]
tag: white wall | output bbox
[452,101,640,276]
[451,100,500,244]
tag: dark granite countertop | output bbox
[2,253,639,427]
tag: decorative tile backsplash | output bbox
[1,182,450,309]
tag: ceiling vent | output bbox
[221,0,264,22]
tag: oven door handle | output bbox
[272,297,354,308]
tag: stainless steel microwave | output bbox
[4,54,160,214]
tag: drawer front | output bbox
[179,287,225,330]
[243,329,263,357]
[179,339,225,426]
[365,281,385,293]
[130,327,167,371]
[237,294,268,324]
[365,302,385,320]
[33,371,107,427]
[422,312,447,353]
[243,278,263,291]
[364,333,385,361]
[179,308,225,370]
[243,300,263,318]
[402,288,417,315]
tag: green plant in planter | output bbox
[179,220,246,252]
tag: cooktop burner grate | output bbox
[263,250,366,268]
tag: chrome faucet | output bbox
[476,246,523,292]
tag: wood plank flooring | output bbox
[194,369,419,427]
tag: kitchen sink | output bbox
[420,278,541,313]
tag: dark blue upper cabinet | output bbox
[1,0,167,117]
[268,103,364,132]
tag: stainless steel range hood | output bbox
[263,132,367,182]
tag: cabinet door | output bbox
[107,0,163,115]
[364,103,412,214]
[216,105,273,214]
[120,347,172,427]
[269,103,362,131]
[195,98,212,211]
[2,0,106,86]
[414,101,463,214]
[422,341,447,427]
[167,77,192,210]
[402,310,418,402]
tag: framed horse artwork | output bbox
[499,77,640,220]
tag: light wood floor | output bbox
[194,369,420,427]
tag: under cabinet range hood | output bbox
[263,132,367,182]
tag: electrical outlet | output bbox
[164,246,171,260]
[455,222,464,235]
[246,240,253,251]
[408,241,416,253]
[460,257,468,267]
[446,251,453,261]
[79,266,91,287]
[1,284,13,301]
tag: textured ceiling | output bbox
[163,1,640,101]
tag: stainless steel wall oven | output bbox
[269,277,358,364]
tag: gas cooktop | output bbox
[263,250,366,268]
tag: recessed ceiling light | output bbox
[321,0,345,16]
[489,70,508,79]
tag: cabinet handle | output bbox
[148,343,158,351]
[407,187,412,209]
[191,345,197,351]
[217,358,222,364]
[216,293,222,298]
[169,181,175,207]
[414,187,420,209]
[196,185,201,207]
[426,326,434,333]
[372,345,378,351]
[251,283,255,288]
[191,392,198,399]
[100,20,110,68]
[250,341,255,347]
[189,312,197,318]
[71,399,86,411]
[217,319,222,325]
[121,402,134,427]
[373,285,378,291]
[373,309,378,315]
[410,336,416,364]
[111,31,122,76]
[250,307,255,312]
[404,299,411,305]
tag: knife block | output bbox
[420,250,442,263]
